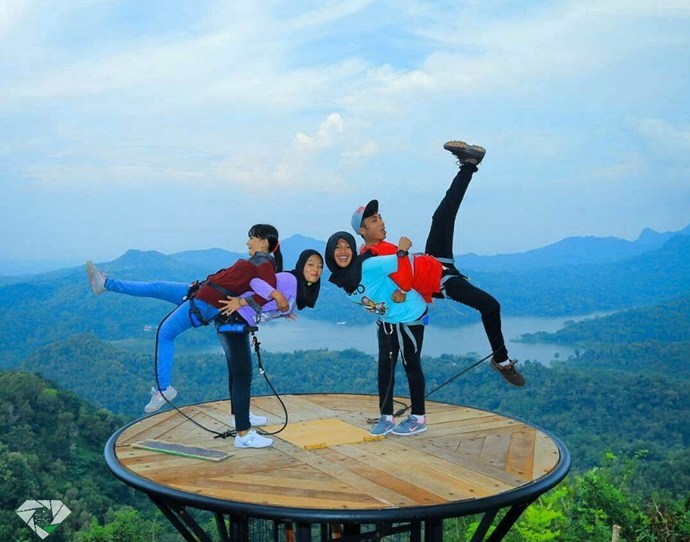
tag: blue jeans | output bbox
[105,279,220,390]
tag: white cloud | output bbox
[341,0,690,105]
[586,156,645,182]
[0,1,31,39]
[342,141,378,162]
[285,0,375,32]
[203,113,351,193]
[631,118,690,154]
[293,113,344,151]
[2,1,690,260]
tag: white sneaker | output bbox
[144,386,177,413]
[86,260,107,295]
[230,411,268,428]
[234,429,273,449]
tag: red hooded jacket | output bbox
[361,241,442,302]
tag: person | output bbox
[349,140,525,387]
[87,224,290,448]
[216,248,323,446]
[326,232,430,437]
[219,248,322,320]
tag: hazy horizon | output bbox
[2,219,687,277]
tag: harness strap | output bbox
[186,281,240,328]
[439,266,469,296]
[204,281,238,298]
[187,297,209,327]
[379,311,429,364]
[217,322,259,334]
[206,281,265,322]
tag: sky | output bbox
[1,0,689,266]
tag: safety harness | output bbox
[186,280,263,328]
[435,258,470,297]
[377,309,429,365]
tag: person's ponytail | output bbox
[270,241,283,273]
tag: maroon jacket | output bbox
[194,252,277,309]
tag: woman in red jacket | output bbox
[87,224,286,448]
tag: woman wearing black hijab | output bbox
[220,248,322,320]
[325,231,430,437]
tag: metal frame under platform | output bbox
[105,393,571,542]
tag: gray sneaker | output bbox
[370,416,395,436]
[86,260,107,295]
[392,415,428,436]
[443,140,486,165]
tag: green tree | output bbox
[76,507,165,542]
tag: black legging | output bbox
[377,321,426,416]
[217,330,253,432]
[424,163,509,362]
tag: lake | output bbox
[227,314,597,364]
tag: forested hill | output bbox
[519,292,690,345]
[2,226,689,539]
[474,234,690,316]
[11,334,690,494]
[2,232,690,368]
[516,292,690,380]
[5,340,690,538]
[0,371,155,542]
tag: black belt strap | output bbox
[186,281,238,327]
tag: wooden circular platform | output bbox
[106,393,569,527]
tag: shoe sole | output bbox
[234,441,273,449]
[370,425,395,436]
[443,141,486,162]
[86,261,106,295]
[234,437,273,448]
[490,362,525,387]
[144,390,178,413]
[443,140,486,153]
[392,426,428,436]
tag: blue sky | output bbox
[1,0,689,265]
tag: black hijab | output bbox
[325,231,372,295]
[288,249,322,310]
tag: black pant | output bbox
[424,163,508,362]
[377,321,426,416]
[217,330,253,432]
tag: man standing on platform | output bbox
[350,140,525,387]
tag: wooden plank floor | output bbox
[113,394,562,511]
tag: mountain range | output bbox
[459,223,690,272]
[1,224,688,278]
[1,223,689,369]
